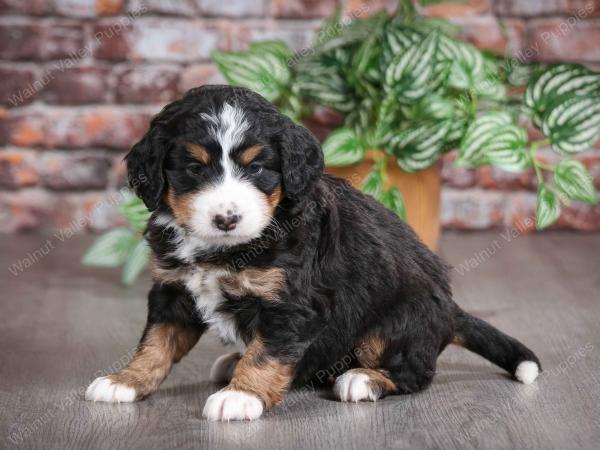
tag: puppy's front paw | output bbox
[334,370,380,402]
[85,376,137,403]
[203,389,263,421]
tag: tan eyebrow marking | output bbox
[184,143,210,164]
[239,144,263,165]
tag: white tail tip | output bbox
[515,361,539,384]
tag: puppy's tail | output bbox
[453,308,541,384]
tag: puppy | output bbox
[86,85,541,421]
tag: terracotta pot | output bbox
[326,150,441,251]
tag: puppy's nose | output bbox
[213,212,241,231]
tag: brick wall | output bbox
[1,0,599,233]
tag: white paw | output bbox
[85,376,137,403]
[209,352,241,384]
[334,371,379,402]
[515,361,540,385]
[203,389,263,421]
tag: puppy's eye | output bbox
[247,162,263,175]
[186,163,204,177]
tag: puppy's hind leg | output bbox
[334,332,439,402]
[86,323,203,403]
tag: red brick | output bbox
[495,0,600,17]
[94,18,225,62]
[42,66,110,104]
[304,119,334,143]
[0,23,85,61]
[179,63,224,93]
[565,0,600,17]
[0,107,153,150]
[92,22,134,61]
[343,0,397,17]
[51,0,124,17]
[130,19,224,61]
[115,65,180,103]
[504,190,600,231]
[232,22,317,52]
[310,106,344,127]
[494,0,564,16]
[271,0,337,19]
[441,151,477,189]
[128,0,196,16]
[577,149,600,189]
[0,66,38,107]
[441,188,506,229]
[40,152,112,190]
[528,18,600,63]
[424,0,490,17]
[0,112,46,147]
[0,150,39,189]
[304,108,344,142]
[477,166,536,190]
[560,202,600,230]
[503,191,538,231]
[0,189,129,232]
[0,0,50,15]
[96,0,124,15]
[110,153,128,187]
[450,16,526,55]
[0,189,60,232]
[199,0,265,17]
[78,190,127,231]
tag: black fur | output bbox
[126,85,541,402]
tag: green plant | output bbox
[82,192,151,285]
[84,0,600,284]
[213,1,600,226]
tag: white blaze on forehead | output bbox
[201,102,249,174]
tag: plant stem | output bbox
[535,160,554,171]
[530,138,551,149]
[529,137,555,189]
[376,152,389,186]
[529,145,545,185]
[470,90,478,115]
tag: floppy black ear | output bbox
[125,128,169,211]
[279,120,324,201]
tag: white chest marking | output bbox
[183,266,239,345]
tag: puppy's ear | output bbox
[125,128,169,211]
[279,120,324,201]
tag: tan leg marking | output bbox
[108,323,201,399]
[226,337,294,409]
[355,334,387,369]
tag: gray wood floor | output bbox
[1,231,599,450]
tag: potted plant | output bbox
[211,1,600,248]
[84,0,600,283]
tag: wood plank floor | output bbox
[1,232,599,450]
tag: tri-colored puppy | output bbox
[86,85,541,421]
